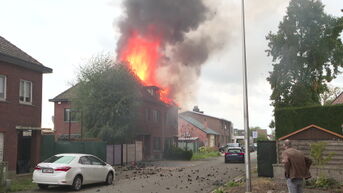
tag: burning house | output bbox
[52,0,224,159]
[50,84,178,160]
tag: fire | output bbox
[119,31,173,104]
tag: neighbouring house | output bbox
[178,106,233,148]
[49,85,178,160]
[0,36,52,174]
[332,92,343,105]
[178,114,219,147]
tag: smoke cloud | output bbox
[115,0,287,107]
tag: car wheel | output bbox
[225,159,229,163]
[37,184,49,189]
[72,175,82,191]
[105,172,114,185]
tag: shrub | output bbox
[310,142,335,166]
[198,146,217,153]
[306,176,340,189]
[164,146,193,160]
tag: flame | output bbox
[119,31,173,104]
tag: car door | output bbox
[87,156,108,183]
[79,156,94,184]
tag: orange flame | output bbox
[119,31,173,104]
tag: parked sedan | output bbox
[224,147,245,163]
[33,153,115,191]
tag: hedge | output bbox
[164,146,193,160]
[275,104,343,138]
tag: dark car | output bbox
[224,147,244,163]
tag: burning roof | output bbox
[116,0,215,107]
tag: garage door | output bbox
[0,133,3,161]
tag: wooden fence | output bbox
[106,141,143,165]
[276,140,343,167]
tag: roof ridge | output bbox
[179,114,219,135]
[279,124,343,140]
[0,36,42,65]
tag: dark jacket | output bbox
[282,148,312,179]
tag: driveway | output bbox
[18,152,257,193]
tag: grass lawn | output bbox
[7,175,37,192]
[191,151,220,160]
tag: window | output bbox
[64,108,78,122]
[145,108,150,121]
[0,75,6,100]
[153,137,161,150]
[152,110,160,122]
[79,156,91,165]
[19,80,32,103]
[87,156,105,165]
[43,155,75,164]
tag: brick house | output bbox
[0,36,52,174]
[49,85,178,160]
[178,114,219,147]
[179,107,233,148]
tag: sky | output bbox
[1,0,342,133]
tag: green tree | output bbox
[250,127,268,141]
[74,55,141,144]
[266,0,343,109]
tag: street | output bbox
[19,153,256,193]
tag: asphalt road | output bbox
[20,153,257,193]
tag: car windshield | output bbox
[228,149,241,153]
[43,155,75,164]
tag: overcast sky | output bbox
[1,0,342,133]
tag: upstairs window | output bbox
[145,108,150,121]
[152,110,158,122]
[64,108,78,122]
[19,80,32,104]
[0,75,6,100]
[152,110,161,123]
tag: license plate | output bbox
[42,168,54,173]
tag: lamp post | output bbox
[240,0,252,192]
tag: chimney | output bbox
[193,106,204,113]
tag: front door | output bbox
[17,130,32,174]
[143,135,151,160]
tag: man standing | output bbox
[282,139,312,193]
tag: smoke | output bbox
[116,0,288,107]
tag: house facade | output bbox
[178,114,219,147]
[0,36,52,173]
[179,107,233,148]
[50,85,178,160]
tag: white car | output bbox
[32,153,115,191]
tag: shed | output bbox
[279,124,343,141]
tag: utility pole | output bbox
[241,0,252,192]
